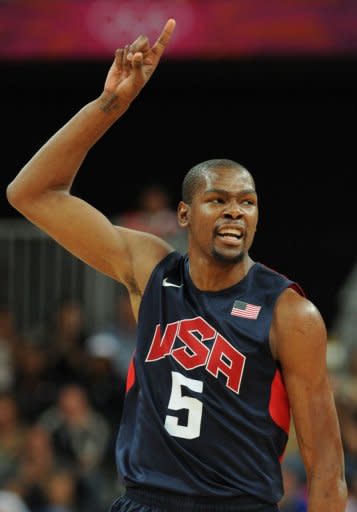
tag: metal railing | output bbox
[0,218,118,334]
[0,217,187,335]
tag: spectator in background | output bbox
[28,296,89,386]
[6,423,101,512]
[5,424,66,512]
[42,469,78,512]
[115,183,187,254]
[13,342,58,424]
[0,392,27,486]
[117,183,178,237]
[37,384,111,473]
[0,303,23,348]
[0,303,23,391]
[37,384,111,511]
[84,289,137,386]
[83,333,126,431]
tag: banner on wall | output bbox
[1,0,357,60]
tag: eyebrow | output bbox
[204,187,257,196]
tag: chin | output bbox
[212,249,244,265]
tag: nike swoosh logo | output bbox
[162,277,183,288]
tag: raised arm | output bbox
[271,288,347,511]
[6,19,176,316]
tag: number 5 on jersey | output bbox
[164,371,203,440]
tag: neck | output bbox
[187,254,254,292]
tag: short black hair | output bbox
[182,159,249,204]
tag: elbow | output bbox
[7,178,68,219]
[6,180,19,208]
[6,178,39,216]
[6,180,26,212]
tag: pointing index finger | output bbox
[152,18,176,56]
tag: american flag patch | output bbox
[231,300,261,319]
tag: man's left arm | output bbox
[271,287,348,512]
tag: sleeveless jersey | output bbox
[115,252,304,504]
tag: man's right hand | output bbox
[103,18,176,106]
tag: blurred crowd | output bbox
[0,292,132,512]
[0,185,355,512]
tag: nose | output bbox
[223,200,243,219]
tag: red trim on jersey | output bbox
[126,355,136,393]
[269,368,290,434]
[288,282,306,297]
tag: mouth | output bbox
[216,227,244,246]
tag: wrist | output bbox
[99,90,131,116]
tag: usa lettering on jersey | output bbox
[145,316,246,394]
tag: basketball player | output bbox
[7,18,347,512]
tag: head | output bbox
[0,392,19,429]
[178,159,258,264]
[0,303,16,338]
[54,297,83,331]
[138,184,172,213]
[45,469,77,507]
[58,384,90,420]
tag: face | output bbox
[178,167,258,264]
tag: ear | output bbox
[177,201,190,228]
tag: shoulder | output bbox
[270,287,327,364]
[275,286,323,327]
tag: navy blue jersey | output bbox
[116,252,304,504]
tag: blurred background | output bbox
[1,1,357,511]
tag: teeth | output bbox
[220,230,242,237]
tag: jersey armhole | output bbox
[288,282,306,298]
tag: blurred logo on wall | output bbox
[1,0,357,59]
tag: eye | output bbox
[241,198,256,206]
[206,196,225,204]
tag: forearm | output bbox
[7,92,129,207]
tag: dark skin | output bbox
[178,166,258,289]
[6,18,347,511]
